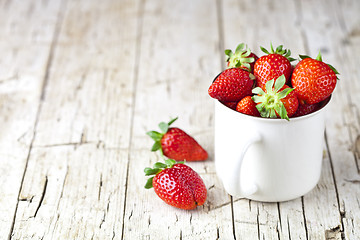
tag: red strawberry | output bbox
[225,43,259,73]
[208,68,254,102]
[252,75,299,120]
[254,44,295,90]
[291,52,339,104]
[236,96,260,117]
[292,102,321,117]
[144,159,207,210]
[221,101,238,110]
[147,117,208,161]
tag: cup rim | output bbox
[217,95,332,123]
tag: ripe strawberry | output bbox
[254,44,295,90]
[144,159,207,210]
[252,75,299,120]
[221,101,238,110]
[236,96,260,117]
[208,68,254,102]
[292,102,321,117]
[225,43,259,73]
[291,52,339,104]
[147,117,208,161]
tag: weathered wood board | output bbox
[0,0,359,239]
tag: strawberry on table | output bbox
[236,96,261,117]
[252,75,299,120]
[225,43,258,73]
[208,68,254,102]
[291,52,339,105]
[147,117,208,161]
[144,159,207,210]
[254,44,296,90]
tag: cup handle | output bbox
[222,132,262,198]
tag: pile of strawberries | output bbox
[143,43,339,211]
[208,43,339,120]
[144,117,208,210]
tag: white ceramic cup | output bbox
[214,98,331,202]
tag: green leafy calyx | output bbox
[252,75,293,120]
[146,117,178,154]
[260,43,296,62]
[144,159,184,189]
[225,43,255,72]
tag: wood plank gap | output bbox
[324,130,346,240]
[33,176,48,218]
[120,0,145,239]
[39,0,68,102]
[345,101,360,174]
[277,202,282,230]
[52,165,69,236]
[301,197,309,240]
[276,202,282,240]
[256,204,260,240]
[7,0,68,239]
[230,196,237,240]
[216,0,225,70]
[287,216,292,240]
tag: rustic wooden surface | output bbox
[1,0,359,239]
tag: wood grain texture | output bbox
[0,0,359,239]
[0,0,63,238]
[6,0,141,239]
[122,0,234,239]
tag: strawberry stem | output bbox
[315,51,322,61]
[260,43,296,62]
[146,117,179,154]
[225,43,255,71]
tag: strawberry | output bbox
[208,68,254,102]
[225,43,259,73]
[144,159,207,210]
[291,52,339,104]
[292,102,321,117]
[221,101,238,110]
[147,117,208,161]
[252,75,299,120]
[254,44,295,90]
[236,96,260,117]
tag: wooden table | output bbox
[1,0,359,239]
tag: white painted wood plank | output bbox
[221,0,306,58]
[12,146,128,239]
[0,0,63,237]
[33,0,139,148]
[299,0,360,239]
[0,0,358,239]
[324,0,360,239]
[122,0,236,239]
[10,0,141,239]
